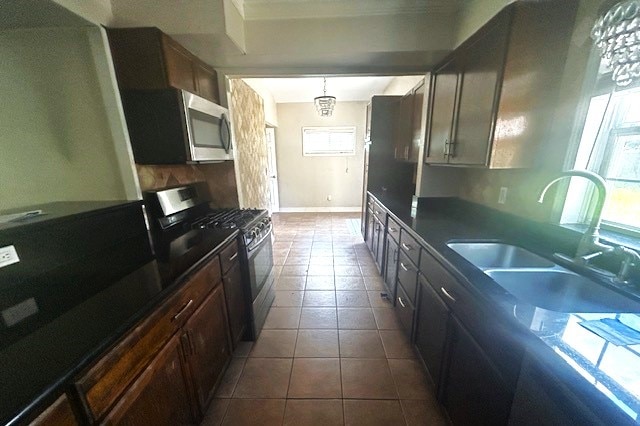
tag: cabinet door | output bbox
[449,22,508,166]
[373,217,385,271]
[442,316,513,426]
[222,260,247,348]
[162,35,197,94]
[425,59,459,164]
[394,283,415,340]
[409,80,426,163]
[393,93,414,161]
[385,237,399,301]
[194,62,219,103]
[30,394,78,426]
[366,209,375,252]
[182,285,231,416]
[415,276,449,390]
[102,334,193,426]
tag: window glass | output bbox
[302,126,356,156]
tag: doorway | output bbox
[265,127,280,213]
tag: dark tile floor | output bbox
[202,213,447,426]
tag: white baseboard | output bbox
[278,207,362,213]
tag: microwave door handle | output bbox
[221,115,231,154]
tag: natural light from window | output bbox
[563,85,640,233]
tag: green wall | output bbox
[0,27,127,211]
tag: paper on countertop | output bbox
[0,210,44,224]
[620,314,640,333]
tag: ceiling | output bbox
[243,76,398,103]
[240,0,461,20]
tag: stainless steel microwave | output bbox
[121,89,233,164]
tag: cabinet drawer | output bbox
[394,284,415,340]
[219,239,239,275]
[399,230,420,265]
[397,251,418,305]
[373,203,386,222]
[75,256,221,421]
[387,217,401,243]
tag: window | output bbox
[302,126,356,156]
[562,60,640,234]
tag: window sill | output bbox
[560,223,640,252]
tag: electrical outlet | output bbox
[327,195,332,201]
[498,187,508,205]
[0,245,19,268]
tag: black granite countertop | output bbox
[0,202,239,425]
[369,191,640,425]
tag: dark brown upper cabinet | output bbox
[424,0,578,168]
[107,27,220,104]
[394,79,426,163]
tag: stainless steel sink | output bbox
[485,269,640,313]
[447,242,556,269]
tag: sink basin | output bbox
[447,242,556,269]
[485,269,640,313]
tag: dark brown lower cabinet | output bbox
[222,260,247,348]
[102,334,193,426]
[182,284,231,416]
[415,275,449,390]
[394,284,415,340]
[384,237,399,301]
[442,316,513,426]
[30,395,78,426]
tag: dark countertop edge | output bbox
[367,192,636,425]
[5,229,239,426]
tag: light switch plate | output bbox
[0,245,20,268]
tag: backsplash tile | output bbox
[136,163,239,208]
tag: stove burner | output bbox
[191,208,264,231]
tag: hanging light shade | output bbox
[314,77,336,117]
[591,1,640,86]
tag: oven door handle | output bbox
[248,228,272,252]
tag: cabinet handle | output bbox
[398,297,407,308]
[443,139,449,158]
[389,227,398,233]
[440,287,456,302]
[400,262,409,272]
[401,242,413,251]
[172,299,194,321]
[229,252,238,262]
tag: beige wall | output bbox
[0,28,130,211]
[275,102,366,209]
[229,79,270,209]
[382,75,425,96]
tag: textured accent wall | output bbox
[229,79,270,209]
[136,163,239,208]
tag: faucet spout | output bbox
[538,169,611,257]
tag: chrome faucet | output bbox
[537,169,614,259]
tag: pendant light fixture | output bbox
[314,77,336,117]
[591,1,640,86]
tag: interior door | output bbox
[265,127,280,213]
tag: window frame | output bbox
[301,126,357,157]
[559,51,640,239]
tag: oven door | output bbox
[246,229,274,301]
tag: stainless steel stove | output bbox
[144,183,275,340]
